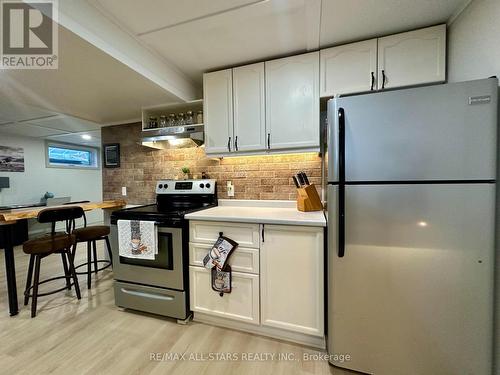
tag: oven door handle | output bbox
[120,288,174,301]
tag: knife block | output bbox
[296,184,323,212]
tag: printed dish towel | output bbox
[203,235,238,296]
[117,220,157,260]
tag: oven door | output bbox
[110,224,184,290]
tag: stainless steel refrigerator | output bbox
[327,78,497,375]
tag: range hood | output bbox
[141,124,204,149]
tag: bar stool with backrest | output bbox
[23,206,82,318]
[69,206,112,290]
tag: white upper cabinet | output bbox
[265,52,320,150]
[233,62,266,152]
[378,24,446,90]
[320,39,378,97]
[203,69,233,154]
[202,25,446,156]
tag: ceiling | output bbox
[0,0,468,142]
[90,0,468,84]
[0,101,103,147]
[0,25,179,125]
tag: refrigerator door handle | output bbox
[338,108,346,257]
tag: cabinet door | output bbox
[203,69,233,154]
[378,24,446,90]
[190,266,260,325]
[265,52,320,150]
[260,225,324,336]
[233,62,266,152]
[320,39,377,97]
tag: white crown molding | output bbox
[447,0,473,26]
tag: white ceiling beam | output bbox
[54,0,199,102]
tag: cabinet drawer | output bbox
[189,242,259,274]
[189,266,260,325]
[189,220,260,248]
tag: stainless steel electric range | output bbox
[109,179,216,322]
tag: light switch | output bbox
[121,186,127,196]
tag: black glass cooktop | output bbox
[111,202,216,223]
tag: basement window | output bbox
[46,142,99,169]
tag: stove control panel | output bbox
[156,179,216,194]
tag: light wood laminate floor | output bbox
[0,242,360,375]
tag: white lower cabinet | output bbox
[260,225,324,337]
[189,266,260,325]
[189,221,325,348]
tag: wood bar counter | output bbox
[0,200,126,316]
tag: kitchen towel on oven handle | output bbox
[117,219,157,260]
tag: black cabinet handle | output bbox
[267,133,271,149]
[262,224,265,242]
[234,136,238,151]
[370,72,375,91]
[338,108,346,258]
[227,137,231,152]
[381,70,386,89]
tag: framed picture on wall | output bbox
[0,145,24,172]
[103,143,120,168]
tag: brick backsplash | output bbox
[102,122,323,204]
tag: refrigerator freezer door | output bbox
[327,183,495,375]
[329,78,498,182]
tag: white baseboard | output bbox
[193,312,326,349]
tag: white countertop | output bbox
[185,200,326,227]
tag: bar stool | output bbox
[70,210,112,290]
[23,206,82,318]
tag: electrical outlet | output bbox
[121,186,127,196]
[227,181,235,197]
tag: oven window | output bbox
[119,231,173,270]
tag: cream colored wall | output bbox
[448,1,500,373]
[0,132,103,233]
[448,0,500,83]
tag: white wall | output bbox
[448,2,500,374]
[0,132,103,232]
[448,0,500,82]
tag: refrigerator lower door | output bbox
[327,183,495,375]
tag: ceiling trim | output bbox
[135,0,268,36]
[16,115,59,123]
[50,1,199,102]
[447,0,473,25]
